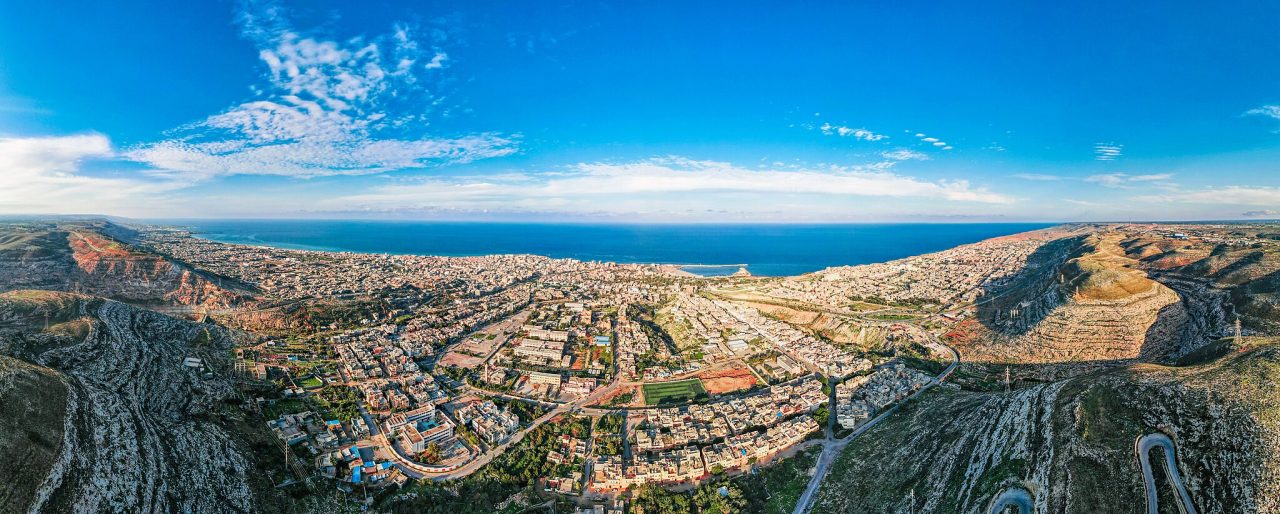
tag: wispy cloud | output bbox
[1085,172,1172,188]
[913,132,952,150]
[330,157,1015,217]
[1012,173,1063,181]
[1243,209,1280,218]
[881,149,929,161]
[1094,143,1123,161]
[1064,199,1100,207]
[1139,185,1280,206]
[125,1,516,179]
[1246,105,1280,120]
[0,135,184,215]
[818,123,887,141]
[0,95,52,115]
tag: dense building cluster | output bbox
[759,232,1061,308]
[592,416,820,490]
[835,362,933,429]
[132,226,948,502]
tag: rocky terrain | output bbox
[0,353,67,513]
[2,219,1278,514]
[957,230,1240,367]
[814,336,1280,514]
[0,221,251,310]
[0,290,287,513]
[812,225,1280,513]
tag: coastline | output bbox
[165,220,1055,277]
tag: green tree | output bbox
[421,442,443,464]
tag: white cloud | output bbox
[913,132,952,150]
[818,123,887,141]
[1140,186,1280,206]
[1243,209,1280,217]
[330,157,1015,216]
[129,135,516,179]
[126,3,515,178]
[1094,143,1123,161]
[1064,199,1100,207]
[1246,105,1280,120]
[1085,172,1173,188]
[1012,173,1064,181]
[881,149,929,161]
[424,52,449,69]
[0,135,183,215]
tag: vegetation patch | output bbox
[642,378,708,406]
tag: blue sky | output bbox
[2,0,1279,221]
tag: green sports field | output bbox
[642,379,708,405]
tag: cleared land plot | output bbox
[438,350,484,369]
[696,366,758,395]
[642,378,707,405]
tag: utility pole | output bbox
[1235,315,1243,346]
[1005,366,1012,392]
[910,489,915,514]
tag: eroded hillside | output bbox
[959,232,1199,365]
[0,221,252,310]
[0,291,286,513]
[814,337,1280,514]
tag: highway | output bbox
[1137,433,1198,514]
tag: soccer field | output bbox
[642,379,708,405]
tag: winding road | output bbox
[1137,433,1198,514]
[987,487,1033,514]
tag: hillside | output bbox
[0,221,252,310]
[0,291,293,513]
[813,337,1280,514]
[1118,231,1280,334]
[0,354,67,513]
[959,232,1198,366]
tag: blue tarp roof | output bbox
[351,467,362,484]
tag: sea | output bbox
[162,220,1055,277]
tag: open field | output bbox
[440,332,503,368]
[642,378,708,405]
[695,366,758,394]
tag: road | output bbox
[791,335,960,514]
[375,372,624,481]
[987,487,1033,514]
[1137,433,1199,514]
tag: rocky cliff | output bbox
[814,337,1280,514]
[0,222,251,311]
[0,291,279,513]
[963,233,1199,366]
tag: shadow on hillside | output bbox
[1138,299,1194,361]
[1231,268,1280,332]
[1210,249,1265,282]
[974,236,1086,338]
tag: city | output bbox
[4,1,1280,513]
[135,224,963,511]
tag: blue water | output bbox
[161,220,1055,277]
